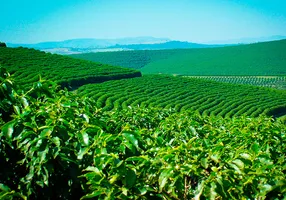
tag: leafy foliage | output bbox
[0,47,141,90]
[1,67,286,199]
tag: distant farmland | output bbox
[71,39,286,76]
[185,76,286,89]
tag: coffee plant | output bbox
[1,67,285,199]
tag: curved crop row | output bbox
[77,75,286,118]
[188,76,286,89]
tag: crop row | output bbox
[187,76,286,89]
[0,47,141,89]
[76,75,286,118]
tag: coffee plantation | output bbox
[1,67,285,199]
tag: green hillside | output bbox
[71,39,286,76]
[76,75,286,118]
[0,47,141,89]
[70,49,183,69]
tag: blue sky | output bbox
[1,0,286,43]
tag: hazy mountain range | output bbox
[7,37,170,49]
[6,35,286,55]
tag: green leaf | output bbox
[82,114,89,123]
[109,174,120,184]
[200,158,209,169]
[251,142,260,154]
[125,156,148,162]
[21,97,29,108]
[194,180,205,200]
[210,154,219,163]
[0,183,10,192]
[1,121,15,139]
[83,166,102,176]
[51,137,60,146]
[40,128,53,137]
[77,147,89,160]
[13,105,20,115]
[138,187,147,195]
[209,182,218,200]
[240,153,251,160]
[259,184,273,196]
[125,168,137,188]
[229,163,242,174]
[123,132,139,150]
[81,131,89,146]
[81,191,102,199]
[61,103,71,108]
[232,159,244,169]
[122,187,128,196]
[158,168,172,192]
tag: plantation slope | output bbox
[187,76,286,90]
[141,39,286,75]
[0,47,141,89]
[71,39,286,76]
[70,49,185,69]
[76,75,286,118]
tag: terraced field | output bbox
[0,47,141,89]
[187,76,286,89]
[76,75,286,118]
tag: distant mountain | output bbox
[6,38,232,54]
[207,35,286,44]
[7,35,285,54]
[7,37,170,49]
[109,41,228,50]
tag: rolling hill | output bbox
[0,47,141,89]
[71,39,286,76]
[107,41,227,50]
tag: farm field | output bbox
[0,47,141,89]
[1,69,285,199]
[71,39,286,76]
[1,40,286,199]
[2,0,286,199]
[186,76,286,90]
[76,75,286,118]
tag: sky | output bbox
[1,0,286,44]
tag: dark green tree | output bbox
[0,42,7,47]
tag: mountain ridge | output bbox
[6,35,286,54]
